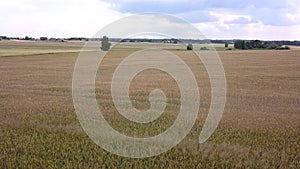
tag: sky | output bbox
[1,0,300,40]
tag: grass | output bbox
[0,40,88,57]
[0,41,299,168]
[193,43,235,51]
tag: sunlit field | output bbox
[0,41,299,168]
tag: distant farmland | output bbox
[0,41,299,168]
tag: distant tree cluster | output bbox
[40,37,48,41]
[66,37,88,41]
[24,36,34,40]
[200,46,208,50]
[234,40,290,50]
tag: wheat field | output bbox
[0,41,299,168]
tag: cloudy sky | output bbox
[1,0,300,40]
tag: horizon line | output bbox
[1,36,299,42]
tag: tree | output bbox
[40,37,48,41]
[187,43,193,50]
[250,40,262,48]
[245,42,251,49]
[101,36,111,51]
[241,40,246,50]
[234,39,290,50]
[234,40,245,49]
[225,42,228,48]
[234,40,248,50]
[25,36,31,40]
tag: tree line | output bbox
[234,40,290,50]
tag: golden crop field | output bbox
[0,41,299,168]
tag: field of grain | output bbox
[0,41,299,168]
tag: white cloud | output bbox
[0,0,127,38]
[96,14,205,39]
[1,0,300,40]
[105,0,188,3]
[209,11,251,23]
[285,10,300,23]
[194,21,300,40]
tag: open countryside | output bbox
[0,40,299,168]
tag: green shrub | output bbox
[200,46,208,50]
[187,43,193,50]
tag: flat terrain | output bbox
[0,41,299,168]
